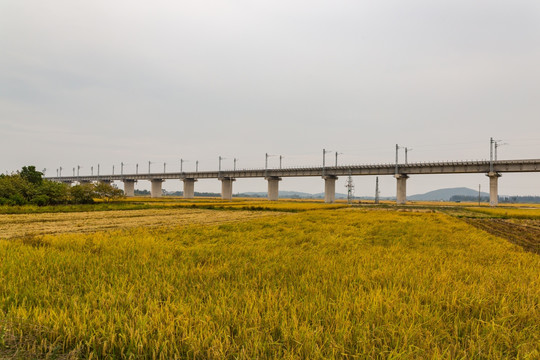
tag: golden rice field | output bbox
[1,201,539,359]
[465,207,540,219]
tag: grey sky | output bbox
[1,0,539,196]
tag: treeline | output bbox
[0,166,124,206]
[450,195,540,204]
[136,190,223,197]
[499,196,540,204]
[449,195,490,203]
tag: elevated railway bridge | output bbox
[47,159,540,206]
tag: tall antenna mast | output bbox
[345,170,354,204]
[375,176,380,204]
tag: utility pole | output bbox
[91,166,93,176]
[136,164,138,175]
[375,176,380,204]
[77,165,80,177]
[180,159,184,173]
[265,153,278,175]
[490,137,494,172]
[335,152,342,167]
[478,184,481,206]
[148,161,151,174]
[279,155,283,169]
[196,160,199,172]
[219,156,225,174]
[494,140,507,161]
[121,162,124,175]
[405,148,412,165]
[97,164,99,177]
[59,167,63,177]
[234,158,237,171]
[395,144,401,174]
[323,149,331,176]
[163,162,166,173]
[112,165,115,175]
[56,168,59,177]
[73,167,75,176]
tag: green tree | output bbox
[0,174,34,202]
[20,166,43,185]
[0,167,71,206]
[70,183,96,204]
[36,180,70,205]
[94,182,125,202]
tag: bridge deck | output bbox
[46,159,540,182]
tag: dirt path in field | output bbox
[0,208,284,239]
[463,218,540,254]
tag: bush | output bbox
[94,182,125,202]
[0,167,126,206]
[8,193,27,206]
[31,194,50,206]
[70,184,96,204]
[36,181,69,205]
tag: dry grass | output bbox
[0,208,282,239]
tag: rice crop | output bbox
[465,207,540,219]
[0,209,540,359]
[1,208,539,359]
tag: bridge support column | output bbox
[487,172,501,207]
[123,179,136,197]
[151,179,164,198]
[183,178,197,199]
[323,176,338,203]
[395,174,409,205]
[220,178,235,200]
[266,177,281,201]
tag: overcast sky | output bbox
[1,0,539,196]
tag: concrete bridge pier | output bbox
[183,178,197,199]
[220,177,235,200]
[266,177,281,201]
[151,179,164,198]
[123,179,136,197]
[395,174,409,205]
[323,176,338,203]
[487,172,501,207]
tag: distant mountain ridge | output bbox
[239,187,491,201]
[408,187,489,201]
[239,191,349,199]
[159,187,503,201]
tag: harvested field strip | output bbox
[463,218,540,254]
[0,208,283,239]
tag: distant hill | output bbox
[239,191,314,198]
[312,192,349,199]
[408,187,489,201]
[151,187,537,203]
